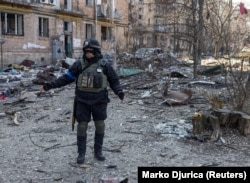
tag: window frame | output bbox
[1,12,24,36]
[85,24,93,39]
[38,17,49,38]
[86,0,93,6]
[101,26,111,41]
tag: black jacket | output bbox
[50,58,123,105]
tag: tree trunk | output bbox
[192,115,204,134]
[242,74,250,114]
[238,114,250,136]
[192,0,204,78]
[209,115,220,141]
[193,109,250,137]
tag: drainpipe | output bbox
[0,39,6,70]
[111,0,117,70]
[94,0,97,39]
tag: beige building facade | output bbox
[0,0,129,66]
[128,0,176,52]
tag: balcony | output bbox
[154,25,165,32]
[0,0,37,10]
[154,24,173,33]
[1,0,56,6]
[96,4,123,21]
[1,0,31,4]
[1,0,38,4]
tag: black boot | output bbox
[77,136,86,164]
[94,133,105,161]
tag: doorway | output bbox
[64,21,72,58]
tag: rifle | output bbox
[72,97,76,131]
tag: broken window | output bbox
[139,0,143,5]
[64,0,68,9]
[147,36,152,43]
[1,12,24,36]
[86,0,93,6]
[64,21,72,32]
[139,37,143,45]
[39,17,49,37]
[101,26,111,41]
[148,3,152,11]
[86,24,93,39]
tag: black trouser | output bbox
[76,102,107,122]
[76,102,107,155]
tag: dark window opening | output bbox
[86,24,93,39]
[64,0,68,9]
[86,0,93,6]
[64,21,69,31]
[39,17,49,37]
[1,12,24,36]
[101,26,111,41]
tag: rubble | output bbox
[0,57,249,182]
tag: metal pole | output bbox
[1,44,2,70]
[0,39,6,70]
[94,0,97,39]
[111,0,117,70]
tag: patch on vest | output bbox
[79,73,103,88]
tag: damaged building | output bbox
[0,0,129,66]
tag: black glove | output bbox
[43,82,53,91]
[118,91,125,100]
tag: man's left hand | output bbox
[118,91,125,101]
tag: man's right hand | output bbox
[41,83,53,92]
[40,86,46,93]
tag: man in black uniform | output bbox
[40,38,124,164]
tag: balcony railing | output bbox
[1,0,55,5]
[96,4,123,20]
[2,0,38,3]
[154,25,173,32]
[154,25,165,32]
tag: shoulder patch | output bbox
[100,59,108,67]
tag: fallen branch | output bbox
[44,144,61,151]
[36,115,50,122]
[126,119,143,123]
[122,131,144,135]
[3,98,27,106]
[103,143,126,153]
[5,107,29,115]
[44,142,77,151]
[29,133,46,148]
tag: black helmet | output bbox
[83,38,101,53]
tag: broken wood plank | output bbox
[209,115,220,141]
[5,107,29,115]
[238,114,250,136]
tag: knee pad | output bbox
[94,120,105,134]
[77,122,88,136]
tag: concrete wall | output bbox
[0,0,129,66]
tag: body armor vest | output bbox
[77,59,108,92]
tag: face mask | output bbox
[85,49,95,54]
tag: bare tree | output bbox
[192,0,204,78]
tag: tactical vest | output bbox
[77,59,108,92]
